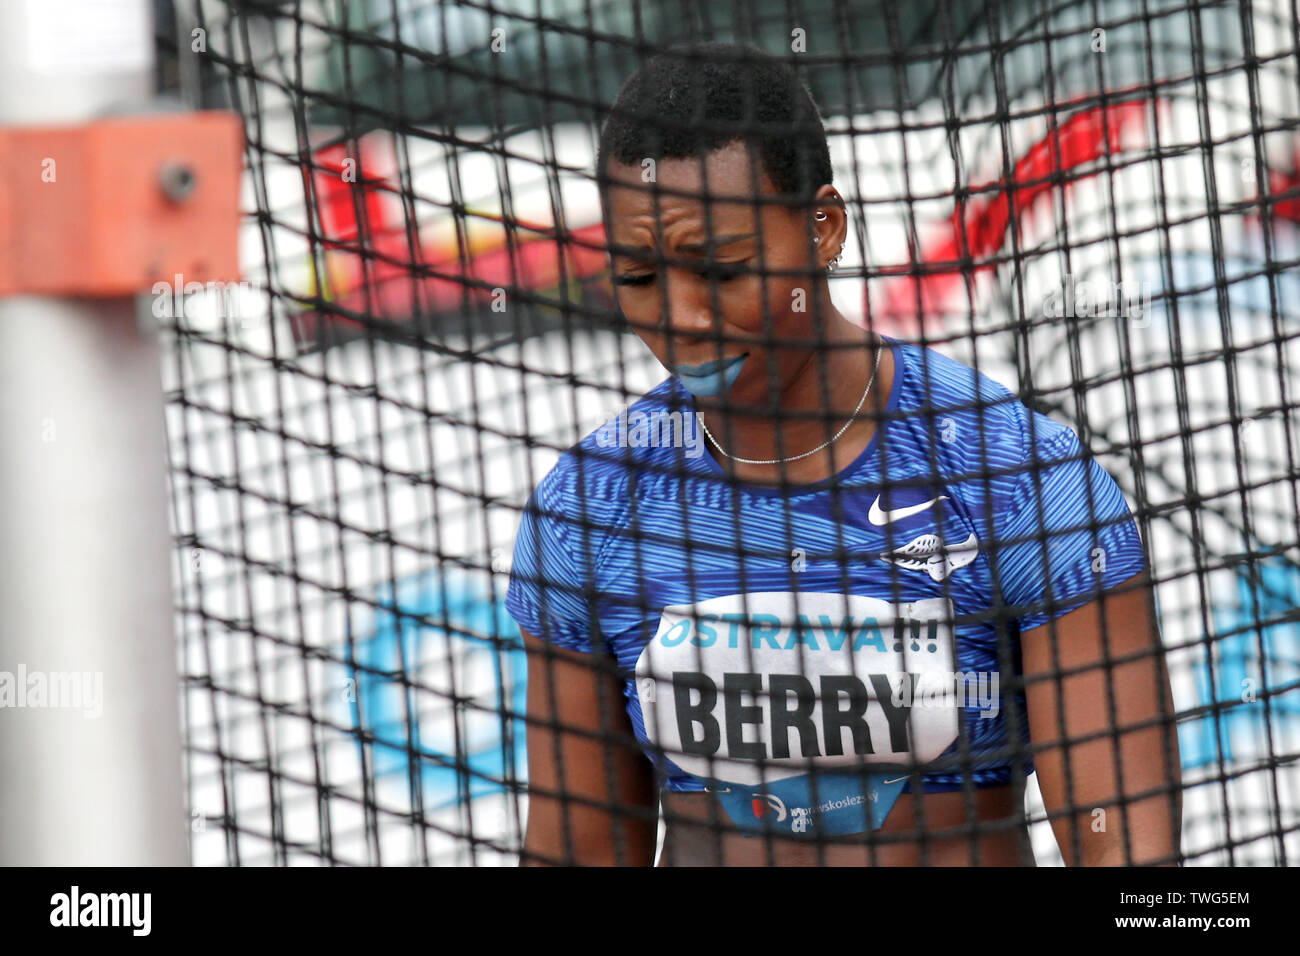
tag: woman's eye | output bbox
[613,262,751,286]
[613,272,656,287]
[700,262,750,282]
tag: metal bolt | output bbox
[158,162,197,203]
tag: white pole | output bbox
[0,0,188,864]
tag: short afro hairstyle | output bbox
[595,41,833,205]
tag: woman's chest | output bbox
[596,488,1010,782]
[600,482,997,662]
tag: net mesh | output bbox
[162,0,1300,865]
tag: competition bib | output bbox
[635,591,960,836]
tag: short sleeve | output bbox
[993,419,1147,633]
[505,471,604,653]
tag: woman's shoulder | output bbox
[888,338,1023,420]
[524,377,684,518]
[885,337,1077,494]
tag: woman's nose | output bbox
[662,271,718,336]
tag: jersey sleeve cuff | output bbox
[505,590,604,653]
[1015,516,1147,633]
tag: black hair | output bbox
[595,41,833,204]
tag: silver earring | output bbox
[827,242,844,272]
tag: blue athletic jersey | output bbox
[506,336,1146,833]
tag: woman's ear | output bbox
[809,187,848,267]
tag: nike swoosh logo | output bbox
[881,776,908,785]
[868,495,950,525]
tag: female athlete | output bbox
[507,41,1181,866]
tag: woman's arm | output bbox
[519,628,659,866]
[1021,571,1182,865]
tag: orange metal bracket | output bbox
[0,111,242,297]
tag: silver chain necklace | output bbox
[700,344,884,465]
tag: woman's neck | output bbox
[696,311,891,486]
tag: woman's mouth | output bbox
[673,353,749,397]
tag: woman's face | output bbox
[601,141,844,404]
